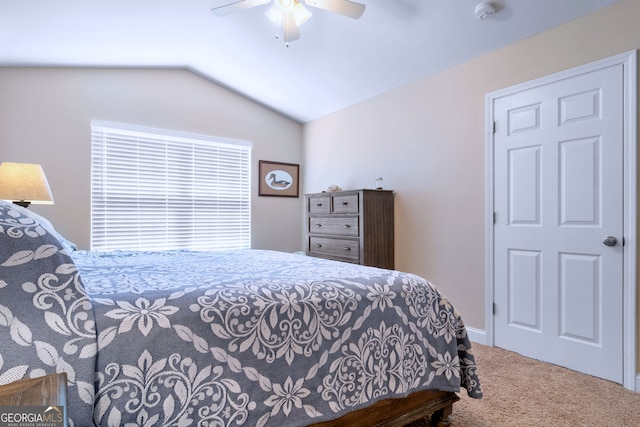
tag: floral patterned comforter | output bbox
[0,201,482,427]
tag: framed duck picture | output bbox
[258,160,299,197]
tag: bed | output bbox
[0,200,482,426]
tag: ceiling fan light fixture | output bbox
[266,0,311,27]
[213,0,365,45]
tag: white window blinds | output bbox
[91,121,251,251]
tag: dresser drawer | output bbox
[332,193,359,214]
[308,195,331,214]
[308,216,359,236]
[308,236,360,260]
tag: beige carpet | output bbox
[447,343,640,426]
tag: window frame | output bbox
[90,121,252,251]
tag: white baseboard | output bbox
[466,327,487,346]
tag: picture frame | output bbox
[258,160,300,197]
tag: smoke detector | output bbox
[475,1,497,20]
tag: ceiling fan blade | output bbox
[211,0,271,17]
[282,13,301,43]
[303,0,365,19]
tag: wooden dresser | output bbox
[305,189,394,269]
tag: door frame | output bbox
[484,50,638,390]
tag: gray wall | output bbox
[0,67,304,252]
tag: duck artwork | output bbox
[266,170,292,190]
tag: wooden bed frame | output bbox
[309,389,459,427]
[0,374,457,427]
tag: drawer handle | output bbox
[342,201,348,205]
[316,203,323,207]
[315,244,322,248]
[343,247,351,251]
[343,224,351,228]
[315,223,322,228]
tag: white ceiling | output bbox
[0,0,620,123]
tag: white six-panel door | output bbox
[488,52,637,385]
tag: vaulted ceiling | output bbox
[0,0,620,123]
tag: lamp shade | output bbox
[0,162,54,207]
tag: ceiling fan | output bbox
[211,0,366,44]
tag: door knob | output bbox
[603,236,617,247]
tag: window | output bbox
[90,121,251,251]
